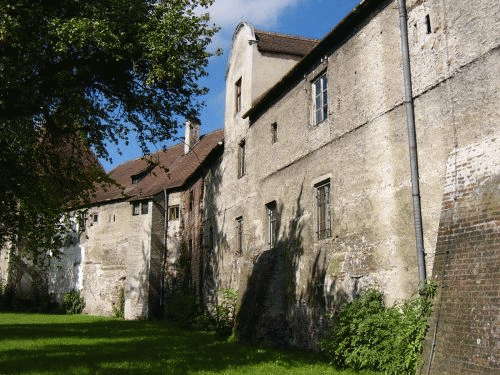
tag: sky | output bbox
[100,0,361,171]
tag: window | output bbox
[236,216,243,254]
[92,213,99,223]
[235,77,242,113]
[131,164,156,185]
[132,201,148,216]
[313,73,328,125]
[132,202,141,216]
[168,205,179,220]
[271,122,278,144]
[315,180,331,239]
[425,14,431,34]
[238,140,246,178]
[266,201,277,248]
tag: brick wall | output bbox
[423,138,500,374]
[181,177,205,298]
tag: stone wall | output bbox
[213,0,500,349]
[422,139,500,374]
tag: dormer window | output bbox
[131,164,156,185]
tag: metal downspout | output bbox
[398,0,427,289]
[160,189,169,313]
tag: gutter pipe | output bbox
[160,189,169,312]
[397,0,427,289]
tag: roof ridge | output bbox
[254,29,321,42]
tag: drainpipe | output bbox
[398,0,426,289]
[160,189,169,312]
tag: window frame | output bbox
[168,205,180,221]
[266,201,277,248]
[315,179,332,240]
[238,139,246,178]
[132,201,149,216]
[132,202,141,216]
[312,73,328,125]
[141,201,149,215]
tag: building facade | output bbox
[205,0,499,371]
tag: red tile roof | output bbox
[92,129,224,204]
[254,30,320,57]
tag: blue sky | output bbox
[100,0,361,171]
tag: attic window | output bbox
[131,164,156,185]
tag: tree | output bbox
[0,0,220,258]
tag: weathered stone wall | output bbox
[213,0,500,349]
[80,202,128,317]
[422,139,500,374]
[0,244,10,289]
[124,200,153,319]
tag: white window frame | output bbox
[312,73,328,125]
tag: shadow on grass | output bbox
[0,313,340,375]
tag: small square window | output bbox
[238,140,246,178]
[271,122,278,144]
[168,205,180,220]
[313,73,328,125]
[92,213,99,223]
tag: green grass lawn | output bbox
[0,313,378,375]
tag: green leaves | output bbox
[0,0,219,257]
[322,282,437,374]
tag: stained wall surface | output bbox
[211,0,500,350]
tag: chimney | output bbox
[184,118,200,154]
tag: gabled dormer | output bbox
[224,22,319,146]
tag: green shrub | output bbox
[63,289,85,314]
[166,291,200,328]
[321,282,437,374]
[112,287,125,319]
[195,288,238,337]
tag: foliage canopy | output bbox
[0,0,219,257]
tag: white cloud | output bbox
[208,0,301,28]
[203,0,303,50]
